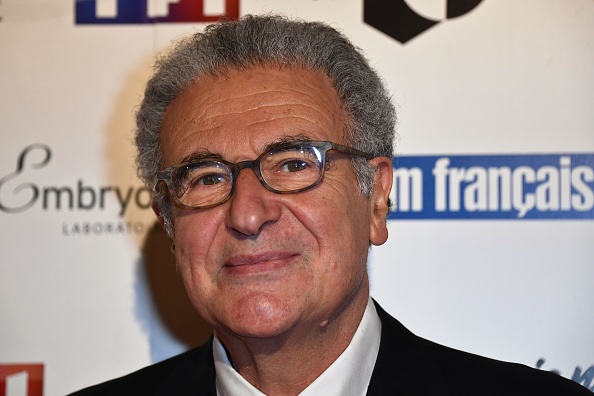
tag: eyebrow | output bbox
[264,134,313,152]
[180,134,315,163]
[180,150,224,163]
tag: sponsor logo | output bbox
[0,364,43,396]
[536,358,594,391]
[388,154,594,220]
[75,0,239,24]
[0,144,154,236]
[364,0,483,43]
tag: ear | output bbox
[368,156,393,246]
[152,200,166,228]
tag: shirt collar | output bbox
[213,297,382,396]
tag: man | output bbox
[72,15,590,395]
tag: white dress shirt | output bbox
[213,297,382,396]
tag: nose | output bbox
[224,168,282,236]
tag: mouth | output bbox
[223,252,300,275]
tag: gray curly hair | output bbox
[136,14,396,236]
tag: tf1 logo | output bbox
[0,364,43,396]
[75,0,239,24]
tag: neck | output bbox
[215,282,370,396]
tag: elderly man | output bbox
[72,15,589,396]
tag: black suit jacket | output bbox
[71,302,590,395]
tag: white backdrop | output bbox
[0,1,592,395]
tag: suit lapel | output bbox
[367,301,451,395]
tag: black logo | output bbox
[0,144,150,216]
[364,0,484,43]
[0,144,52,213]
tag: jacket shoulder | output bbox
[372,301,590,395]
[424,338,591,395]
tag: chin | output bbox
[222,293,300,339]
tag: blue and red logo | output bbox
[75,0,239,24]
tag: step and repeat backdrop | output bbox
[1,0,593,394]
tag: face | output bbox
[159,66,392,341]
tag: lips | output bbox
[223,252,299,274]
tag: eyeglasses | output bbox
[154,140,372,210]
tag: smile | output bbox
[223,252,300,275]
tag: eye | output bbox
[175,162,230,192]
[189,169,232,187]
[196,173,225,185]
[280,160,309,173]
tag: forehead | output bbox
[159,66,349,165]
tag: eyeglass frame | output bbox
[153,140,374,210]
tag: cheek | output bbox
[172,213,223,323]
[305,187,370,246]
[294,191,369,280]
[172,210,224,283]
